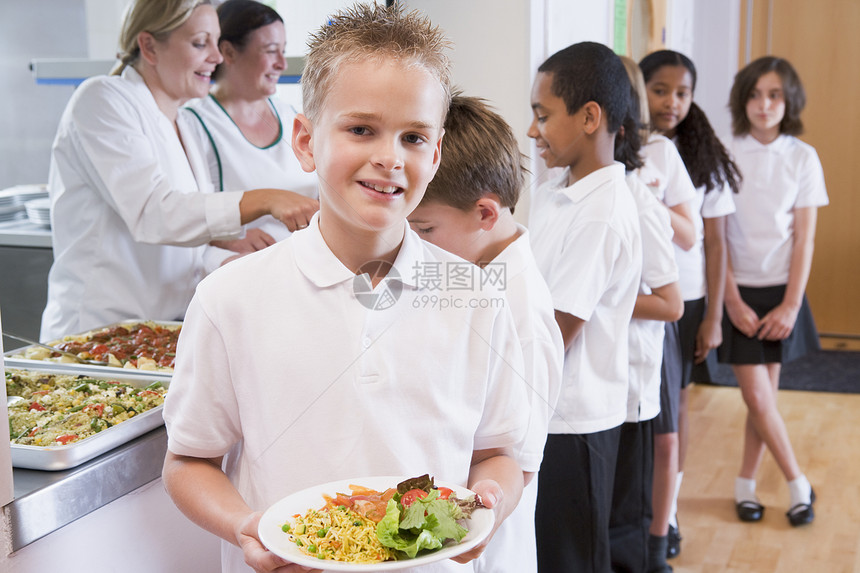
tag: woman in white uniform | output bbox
[185,0,319,270]
[41,0,317,341]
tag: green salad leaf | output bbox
[375,476,473,559]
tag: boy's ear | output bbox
[429,128,445,178]
[581,101,603,135]
[475,194,502,231]
[291,114,316,173]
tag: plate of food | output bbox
[258,474,494,570]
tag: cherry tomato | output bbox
[435,487,453,500]
[400,489,428,508]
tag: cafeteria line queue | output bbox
[0,1,831,572]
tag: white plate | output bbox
[258,476,494,571]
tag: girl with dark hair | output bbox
[639,49,741,561]
[722,56,826,527]
[185,0,318,269]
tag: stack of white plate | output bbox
[0,184,49,224]
[0,193,24,223]
[11,184,49,205]
[25,197,52,228]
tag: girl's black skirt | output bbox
[717,284,820,365]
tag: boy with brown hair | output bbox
[162,5,530,572]
[408,94,564,573]
[527,41,643,572]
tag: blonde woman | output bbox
[41,0,317,340]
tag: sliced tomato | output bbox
[29,402,45,412]
[400,488,428,508]
[435,487,453,500]
[56,434,78,445]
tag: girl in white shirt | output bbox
[722,56,827,527]
[185,0,319,270]
[639,49,742,562]
[41,0,318,341]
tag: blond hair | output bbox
[111,0,211,75]
[619,55,650,142]
[301,2,452,121]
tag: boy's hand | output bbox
[450,479,504,564]
[236,512,321,573]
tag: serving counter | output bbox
[7,426,167,550]
[0,219,52,249]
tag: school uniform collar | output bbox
[491,223,529,279]
[735,133,792,154]
[555,162,627,204]
[292,212,424,288]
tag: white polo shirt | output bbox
[474,226,564,573]
[638,134,696,209]
[727,134,828,287]
[528,163,642,435]
[164,214,529,573]
[626,173,679,422]
[41,67,243,341]
[639,134,736,301]
[184,95,319,270]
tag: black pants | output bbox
[609,420,654,573]
[536,427,622,573]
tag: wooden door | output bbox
[739,0,860,349]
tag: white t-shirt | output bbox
[727,134,828,287]
[676,181,736,300]
[164,214,529,573]
[626,173,679,422]
[638,134,696,209]
[641,134,735,300]
[473,225,563,573]
[41,67,242,341]
[528,163,642,435]
[184,95,319,270]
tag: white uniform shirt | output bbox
[641,134,735,300]
[727,134,828,287]
[626,174,679,422]
[164,214,529,573]
[528,163,642,435]
[184,95,318,270]
[474,226,563,573]
[41,67,242,341]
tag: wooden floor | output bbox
[671,383,860,573]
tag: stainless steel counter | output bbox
[5,426,167,551]
[0,219,51,249]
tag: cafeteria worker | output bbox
[41,0,318,341]
[185,0,319,270]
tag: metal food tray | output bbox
[6,369,169,471]
[3,319,181,382]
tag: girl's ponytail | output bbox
[675,102,741,193]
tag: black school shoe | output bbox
[787,488,816,527]
[735,500,765,522]
[666,524,681,559]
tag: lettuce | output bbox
[375,491,468,559]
